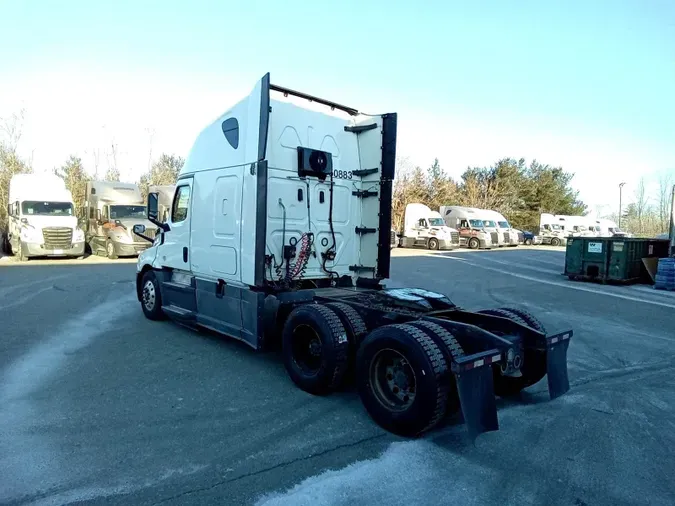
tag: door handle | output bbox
[183,247,188,263]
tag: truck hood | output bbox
[23,215,78,230]
[114,218,155,230]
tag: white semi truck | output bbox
[133,73,573,438]
[399,203,460,250]
[2,173,85,260]
[482,210,524,247]
[539,213,568,246]
[439,206,494,249]
[83,181,157,259]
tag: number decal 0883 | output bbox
[332,170,353,180]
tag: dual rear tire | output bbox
[282,304,465,437]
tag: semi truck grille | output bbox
[42,227,72,249]
[490,232,498,244]
[451,231,459,244]
[503,232,511,243]
[390,230,396,246]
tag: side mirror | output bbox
[96,209,102,221]
[147,192,159,222]
[133,224,146,235]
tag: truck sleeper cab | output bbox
[440,206,493,249]
[134,74,573,438]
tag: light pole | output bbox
[619,182,626,228]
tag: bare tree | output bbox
[0,108,26,153]
[634,177,648,234]
[658,172,673,233]
[145,127,155,173]
[105,141,120,182]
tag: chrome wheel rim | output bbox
[107,242,114,256]
[142,280,156,311]
[369,348,417,411]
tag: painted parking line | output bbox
[427,253,675,310]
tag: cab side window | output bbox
[460,219,469,228]
[172,185,191,223]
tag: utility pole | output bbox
[619,182,626,228]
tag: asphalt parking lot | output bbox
[1,246,675,505]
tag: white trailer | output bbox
[399,203,460,250]
[83,181,157,259]
[2,173,85,260]
[132,73,574,438]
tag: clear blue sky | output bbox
[1,0,673,213]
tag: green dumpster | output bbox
[564,237,670,284]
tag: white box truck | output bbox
[83,181,157,259]
[439,206,494,249]
[2,173,85,260]
[398,203,460,250]
[132,74,573,438]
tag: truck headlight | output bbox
[112,232,132,243]
[73,228,85,242]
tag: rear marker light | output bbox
[473,359,485,368]
[551,337,559,344]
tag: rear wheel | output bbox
[356,323,449,437]
[477,307,548,396]
[428,238,439,250]
[282,304,349,395]
[325,302,369,385]
[468,237,479,249]
[524,238,533,246]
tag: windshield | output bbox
[428,218,445,227]
[551,224,561,230]
[469,219,484,228]
[21,201,74,216]
[498,221,510,228]
[483,220,497,228]
[110,205,146,219]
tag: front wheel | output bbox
[17,241,28,261]
[140,270,166,320]
[428,238,439,250]
[468,237,479,249]
[106,240,118,259]
[551,237,561,247]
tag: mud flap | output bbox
[546,335,571,400]
[455,365,499,440]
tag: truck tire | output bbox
[325,302,369,386]
[428,238,439,250]
[524,238,532,246]
[409,320,464,416]
[17,241,28,262]
[140,270,166,321]
[468,237,479,249]
[106,240,118,259]
[551,237,561,247]
[282,304,349,395]
[356,323,449,437]
[478,307,547,396]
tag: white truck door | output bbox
[161,179,193,271]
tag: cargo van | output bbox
[439,206,493,249]
[2,174,85,260]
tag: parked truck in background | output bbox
[1,174,85,260]
[399,203,460,250]
[440,206,493,249]
[148,185,176,223]
[83,181,157,259]
[539,213,568,246]
[132,73,573,438]
[484,210,524,247]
